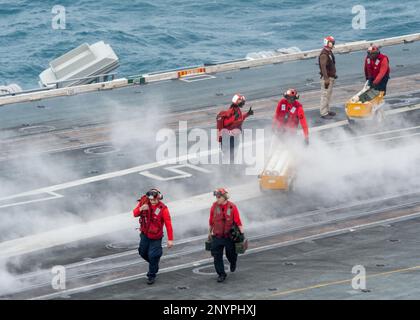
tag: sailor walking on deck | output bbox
[319,36,338,119]
[208,188,244,283]
[133,188,174,285]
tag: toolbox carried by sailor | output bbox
[205,239,212,251]
[234,238,248,254]
[205,225,248,254]
[231,224,248,254]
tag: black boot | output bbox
[321,114,334,120]
[147,277,155,285]
[230,263,236,273]
[217,274,227,283]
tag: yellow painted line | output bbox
[269,265,420,298]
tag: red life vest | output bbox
[138,202,168,240]
[365,53,390,80]
[225,106,246,130]
[216,106,247,141]
[211,201,235,238]
[274,99,302,130]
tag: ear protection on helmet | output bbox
[213,188,229,199]
[283,93,300,100]
[283,89,299,100]
[146,188,163,200]
[324,36,335,47]
[232,94,246,107]
[367,45,380,55]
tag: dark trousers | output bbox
[138,233,163,279]
[221,135,240,164]
[229,136,235,164]
[211,236,237,276]
[370,75,389,95]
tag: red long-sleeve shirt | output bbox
[273,99,309,139]
[133,201,174,241]
[223,106,250,130]
[364,54,390,85]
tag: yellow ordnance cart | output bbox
[258,148,294,191]
[345,81,385,124]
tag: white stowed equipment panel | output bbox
[39,41,119,88]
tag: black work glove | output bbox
[367,78,374,87]
[247,107,254,116]
[371,81,380,90]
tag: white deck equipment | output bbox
[0,84,22,96]
[39,41,119,88]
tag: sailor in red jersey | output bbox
[209,188,244,283]
[273,88,309,145]
[216,94,253,163]
[133,188,173,285]
[364,45,390,94]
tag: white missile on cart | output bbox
[259,148,294,191]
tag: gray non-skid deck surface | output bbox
[68,217,420,300]
[1,41,420,299]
